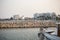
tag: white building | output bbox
[34,12,56,20]
[12,15,20,20]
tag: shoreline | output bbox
[0,27,56,29]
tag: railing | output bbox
[38,32,60,40]
[44,33,60,40]
[38,27,60,40]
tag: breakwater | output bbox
[0,20,56,28]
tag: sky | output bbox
[0,0,60,18]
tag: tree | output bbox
[10,17,13,20]
[56,17,60,21]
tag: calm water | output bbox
[0,28,40,40]
[0,28,57,40]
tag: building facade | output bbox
[12,15,22,20]
[34,12,56,20]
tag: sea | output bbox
[0,27,57,40]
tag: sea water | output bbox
[0,27,57,40]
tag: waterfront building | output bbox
[34,12,56,20]
[12,15,22,20]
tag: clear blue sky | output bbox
[0,0,60,18]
